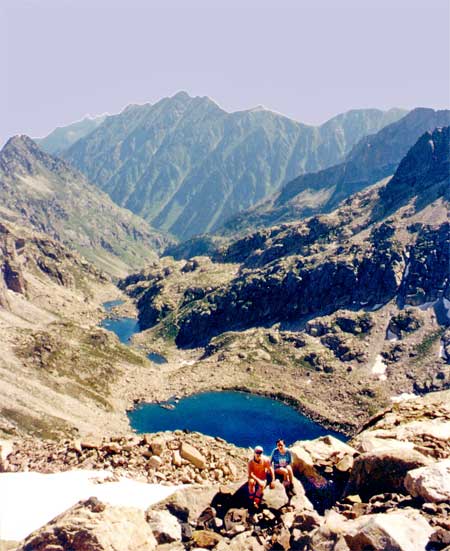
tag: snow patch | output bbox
[371,303,383,311]
[372,354,387,379]
[0,470,178,541]
[391,393,417,403]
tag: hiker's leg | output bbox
[286,465,294,484]
[248,478,256,501]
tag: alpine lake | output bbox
[101,303,345,449]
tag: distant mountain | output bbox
[35,114,107,155]
[62,92,406,239]
[220,108,450,235]
[0,136,172,277]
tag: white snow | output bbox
[386,329,399,342]
[372,354,387,380]
[391,393,417,403]
[0,470,178,542]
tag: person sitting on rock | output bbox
[270,439,295,496]
[247,445,274,509]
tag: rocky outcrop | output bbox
[175,235,404,347]
[378,126,449,214]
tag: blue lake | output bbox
[128,391,345,450]
[100,317,140,344]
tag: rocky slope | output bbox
[0,136,172,277]
[219,107,450,236]
[4,389,450,551]
[62,92,406,238]
[0,220,159,440]
[119,127,450,430]
[35,114,107,155]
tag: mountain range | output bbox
[0,136,172,277]
[220,107,450,235]
[35,114,107,155]
[39,92,406,239]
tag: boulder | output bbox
[146,510,182,544]
[308,510,433,551]
[343,510,433,551]
[16,497,157,551]
[347,448,432,500]
[180,442,207,469]
[404,459,450,503]
[152,484,219,524]
[191,529,223,549]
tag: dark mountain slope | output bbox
[63,92,406,238]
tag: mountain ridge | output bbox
[60,92,407,238]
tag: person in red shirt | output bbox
[247,445,275,508]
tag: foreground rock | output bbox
[309,509,433,551]
[8,390,450,551]
[17,497,157,551]
[405,459,450,503]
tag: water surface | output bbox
[147,352,168,364]
[100,317,140,344]
[129,391,345,450]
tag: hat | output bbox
[254,445,263,453]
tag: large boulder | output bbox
[291,436,356,469]
[180,442,207,469]
[16,497,157,551]
[308,509,433,551]
[343,510,433,551]
[346,448,432,500]
[404,459,450,503]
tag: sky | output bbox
[1,0,449,146]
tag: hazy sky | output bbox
[2,0,449,146]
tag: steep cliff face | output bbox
[0,136,172,277]
[62,92,405,238]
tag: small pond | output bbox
[128,391,345,451]
[147,352,168,364]
[103,299,124,312]
[100,317,140,344]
